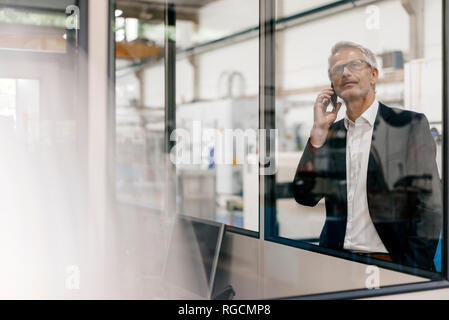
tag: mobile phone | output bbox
[330,83,338,109]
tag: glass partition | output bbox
[270,0,444,280]
[112,1,260,299]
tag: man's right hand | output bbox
[310,87,342,148]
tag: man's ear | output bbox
[370,67,379,85]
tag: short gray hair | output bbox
[328,41,378,78]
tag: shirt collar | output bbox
[344,100,379,129]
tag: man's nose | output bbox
[342,65,352,76]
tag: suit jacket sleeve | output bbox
[293,137,330,207]
[404,113,443,270]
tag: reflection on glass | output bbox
[272,0,443,276]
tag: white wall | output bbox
[197,38,259,100]
[143,64,165,108]
[116,72,140,108]
[280,0,409,90]
[424,0,442,59]
[176,58,195,104]
[198,0,259,41]
[279,0,335,18]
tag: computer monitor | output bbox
[162,214,225,299]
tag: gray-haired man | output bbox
[293,41,442,271]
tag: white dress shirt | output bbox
[343,100,388,253]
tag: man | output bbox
[293,41,442,271]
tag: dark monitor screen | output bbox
[163,215,225,299]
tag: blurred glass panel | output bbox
[0,1,86,298]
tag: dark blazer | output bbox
[293,102,442,271]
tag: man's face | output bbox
[329,48,378,102]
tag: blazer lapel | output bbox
[328,120,349,248]
[367,103,392,222]
[332,120,348,200]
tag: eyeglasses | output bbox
[329,59,372,78]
